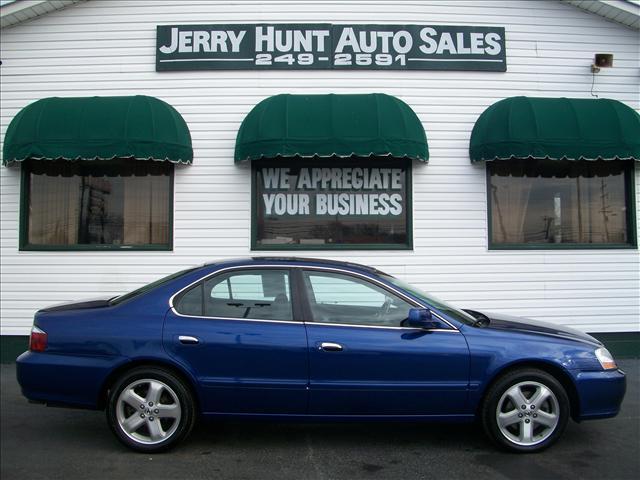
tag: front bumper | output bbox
[573,367,626,420]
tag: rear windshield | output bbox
[110,267,200,306]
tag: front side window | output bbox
[488,159,635,248]
[21,159,173,250]
[176,269,293,321]
[381,274,477,326]
[303,271,413,327]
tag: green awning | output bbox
[234,93,428,163]
[469,96,640,163]
[2,95,193,166]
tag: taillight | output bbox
[29,326,47,352]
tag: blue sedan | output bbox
[16,257,625,453]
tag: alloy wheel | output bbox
[495,380,560,447]
[116,378,182,445]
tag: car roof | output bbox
[204,256,389,276]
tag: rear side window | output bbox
[175,269,293,321]
[175,283,203,316]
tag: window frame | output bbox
[485,160,638,250]
[250,158,414,251]
[18,159,175,251]
[169,264,458,330]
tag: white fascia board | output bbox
[1,0,49,16]
[564,0,640,29]
[1,0,85,29]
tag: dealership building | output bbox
[1,0,639,357]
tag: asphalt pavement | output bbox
[1,360,638,480]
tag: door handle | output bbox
[178,335,199,345]
[319,342,343,352]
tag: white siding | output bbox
[1,0,638,335]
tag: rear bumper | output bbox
[16,351,125,409]
[573,368,626,421]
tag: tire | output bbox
[481,368,570,453]
[106,367,196,453]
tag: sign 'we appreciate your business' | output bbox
[156,24,506,72]
[252,160,412,249]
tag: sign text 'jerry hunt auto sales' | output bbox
[156,24,506,71]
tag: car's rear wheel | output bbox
[106,367,196,452]
[481,368,569,453]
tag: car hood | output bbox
[469,310,601,347]
[38,296,114,313]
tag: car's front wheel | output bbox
[106,367,196,452]
[481,368,569,452]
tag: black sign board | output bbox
[252,159,412,250]
[157,24,506,72]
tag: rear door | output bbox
[163,268,308,414]
[300,268,470,416]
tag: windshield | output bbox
[110,267,200,306]
[381,275,478,326]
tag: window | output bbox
[174,281,204,316]
[20,159,173,250]
[488,159,636,248]
[381,274,476,326]
[176,270,293,321]
[303,271,413,327]
[253,158,412,250]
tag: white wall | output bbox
[1,0,639,335]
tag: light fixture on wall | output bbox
[591,53,613,73]
[590,53,613,98]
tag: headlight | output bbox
[595,347,618,370]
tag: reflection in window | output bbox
[25,159,172,248]
[308,274,386,307]
[303,271,412,327]
[202,270,292,320]
[488,160,633,246]
[210,271,290,301]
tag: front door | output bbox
[300,269,470,416]
[163,268,308,414]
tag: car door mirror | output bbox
[407,308,442,330]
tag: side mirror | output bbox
[407,308,442,330]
